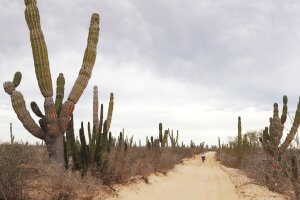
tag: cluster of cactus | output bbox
[219,117,256,161]
[116,129,134,152]
[158,123,168,147]
[64,88,115,172]
[3,0,100,164]
[259,96,300,159]
[169,130,179,148]
[146,123,181,150]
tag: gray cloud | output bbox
[1,0,300,145]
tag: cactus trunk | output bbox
[45,133,65,164]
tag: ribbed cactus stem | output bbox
[55,73,65,114]
[94,104,103,161]
[106,93,114,132]
[3,77,45,139]
[280,97,300,152]
[88,122,92,144]
[66,116,81,170]
[79,122,89,169]
[68,14,100,104]
[13,72,22,88]
[30,101,44,118]
[159,123,163,146]
[93,86,99,134]
[25,0,53,97]
[237,116,242,164]
[10,123,15,145]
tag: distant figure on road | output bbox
[201,152,205,162]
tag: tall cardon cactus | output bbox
[3,0,100,164]
[259,96,300,159]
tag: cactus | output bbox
[159,123,163,146]
[218,137,221,155]
[237,116,242,164]
[3,0,100,164]
[55,73,65,114]
[93,86,99,135]
[291,156,300,200]
[169,129,178,148]
[94,104,104,162]
[259,96,300,158]
[66,116,82,170]
[79,122,89,170]
[10,123,15,144]
[106,93,114,132]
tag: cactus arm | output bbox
[3,79,45,140]
[106,93,114,132]
[55,73,65,114]
[59,14,100,132]
[280,98,300,153]
[30,101,44,118]
[24,0,53,97]
[67,14,100,104]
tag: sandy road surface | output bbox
[106,152,239,200]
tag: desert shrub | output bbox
[0,143,33,200]
[219,147,295,197]
[92,146,198,185]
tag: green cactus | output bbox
[237,116,242,164]
[55,73,65,114]
[13,72,22,88]
[3,0,100,164]
[66,115,82,170]
[169,129,178,148]
[260,96,300,158]
[94,104,103,162]
[79,122,89,170]
[30,101,44,118]
[10,123,15,145]
[93,86,99,135]
[106,93,114,133]
[159,123,163,145]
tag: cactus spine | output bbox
[3,0,100,164]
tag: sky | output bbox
[1,0,300,146]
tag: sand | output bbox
[104,151,288,200]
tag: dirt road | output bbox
[106,152,239,200]
[105,152,288,200]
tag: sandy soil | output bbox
[104,152,288,200]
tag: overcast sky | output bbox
[1,0,300,146]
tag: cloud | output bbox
[1,0,300,145]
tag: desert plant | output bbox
[237,116,242,165]
[3,0,100,165]
[291,156,300,200]
[259,96,300,159]
[10,123,15,145]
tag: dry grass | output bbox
[0,142,200,200]
[96,147,196,185]
[218,148,296,198]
